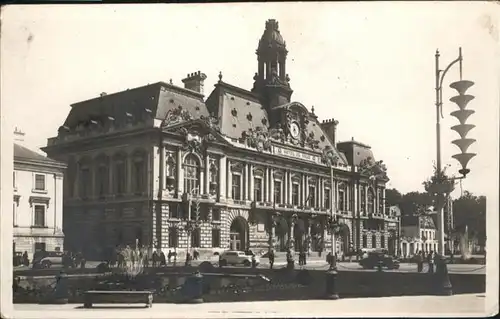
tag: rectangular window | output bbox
[292,184,299,206]
[274,181,282,204]
[254,178,262,202]
[13,202,17,227]
[371,235,377,248]
[212,208,221,221]
[35,174,45,191]
[191,228,201,248]
[232,174,241,200]
[212,228,221,247]
[362,235,367,248]
[381,235,385,248]
[168,227,178,248]
[115,161,126,195]
[338,190,345,211]
[308,186,316,207]
[134,160,144,193]
[34,205,45,227]
[324,188,331,209]
[80,168,90,198]
[97,165,108,197]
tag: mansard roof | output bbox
[14,143,65,168]
[62,82,208,131]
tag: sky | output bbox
[1,2,499,199]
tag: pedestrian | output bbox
[22,251,29,267]
[251,254,257,268]
[268,249,275,269]
[416,251,423,273]
[193,249,199,261]
[427,251,435,273]
[450,251,454,264]
[160,251,166,266]
[303,250,307,266]
[167,250,172,264]
[185,252,192,267]
[152,250,158,267]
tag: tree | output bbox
[452,191,486,246]
[399,191,433,216]
[385,188,403,207]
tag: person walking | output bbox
[416,251,424,273]
[427,250,435,273]
[167,250,172,264]
[268,249,275,269]
[22,251,29,267]
[160,251,166,267]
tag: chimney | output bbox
[320,118,339,145]
[14,127,25,142]
[181,71,207,94]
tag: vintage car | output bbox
[32,251,64,269]
[219,250,260,267]
[359,251,400,270]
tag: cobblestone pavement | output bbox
[11,293,489,318]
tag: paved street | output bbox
[12,293,489,318]
[14,259,486,276]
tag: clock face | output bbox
[290,122,300,139]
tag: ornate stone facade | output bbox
[43,19,397,259]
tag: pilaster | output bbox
[244,163,249,200]
[269,168,274,202]
[264,167,269,202]
[249,164,254,201]
[177,149,183,195]
[204,154,209,195]
[219,155,226,199]
[226,159,232,199]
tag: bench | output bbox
[83,290,153,308]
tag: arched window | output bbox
[372,234,377,248]
[132,150,146,194]
[362,234,367,248]
[166,156,176,178]
[114,154,127,196]
[183,154,200,193]
[367,188,375,214]
[360,186,366,212]
[95,155,109,199]
[338,183,346,211]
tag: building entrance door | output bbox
[230,232,241,251]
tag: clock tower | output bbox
[251,19,294,113]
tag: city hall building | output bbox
[43,20,398,259]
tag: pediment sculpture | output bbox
[268,124,286,143]
[200,114,221,132]
[242,126,272,152]
[162,106,192,127]
[321,146,340,166]
[359,156,388,180]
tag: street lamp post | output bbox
[434,47,476,255]
[184,186,201,265]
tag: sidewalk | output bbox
[11,294,488,318]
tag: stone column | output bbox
[382,188,386,215]
[305,177,309,205]
[319,178,323,208]
[288,171,292,204]
[227,159,232,199]
[264,167,269,202]
[301,175,305,204]
[177,150,184,196]
[244,163,249,200]
[249,164,254,201]
[204,154,209,195]
[289,217,294,251]
[126,156,132,195]
[269,168,274,202]
[219,155,226,199]
[283,171,288,205]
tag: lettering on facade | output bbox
[273,146,321,164]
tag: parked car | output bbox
[359,251,400,270]
[32,251,64,269]
[219,250,260,267]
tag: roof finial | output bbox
[169,78,173,85]
[311,105,315,115]
[218,71,223,82]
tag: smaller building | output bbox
[400,214,438,258]
[13,129,67,260]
